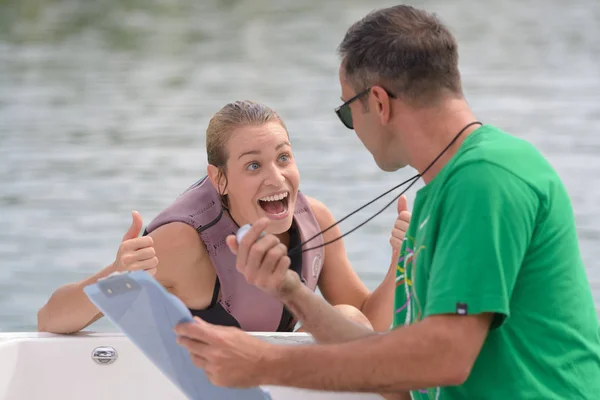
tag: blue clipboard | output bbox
[84,270,272,400]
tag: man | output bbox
[175,5,600,399]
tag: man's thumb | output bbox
[122,210,143,241]
[397,195,408,214]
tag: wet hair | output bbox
[205,100,288,206]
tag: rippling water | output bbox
[0,0,599,331]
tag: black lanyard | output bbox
[287,121,483,256]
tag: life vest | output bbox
[145,177,325,332]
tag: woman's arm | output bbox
[37,212,214,334]
[37,211,149,334]
[37,262,120,334]
[360,196,410,331]
[307,196,409,332]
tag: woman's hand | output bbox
[113,211,158,275]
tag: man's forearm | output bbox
[261,317,465,393]
[380,393,412,400]
[281,276,410,398]
[283,283,376,344]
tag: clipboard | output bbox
[84,270,272,400]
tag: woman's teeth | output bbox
[259,192,289,202]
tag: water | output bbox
[0,0,599,332]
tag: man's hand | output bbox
[175,317,272,388]
[226,218,302,300]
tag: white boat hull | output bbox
[0,332,381,400]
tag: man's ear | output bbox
[370,85,392,126]
[207,164,227,195]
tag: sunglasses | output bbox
[334,86,396,130]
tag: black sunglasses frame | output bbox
[334,86,397,130]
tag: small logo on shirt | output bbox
[456,302,468,315]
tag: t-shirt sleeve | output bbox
[424,162,539,328]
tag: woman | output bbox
[37,100,410,334]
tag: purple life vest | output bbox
[145,177,325,332]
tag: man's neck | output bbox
[402,99,479,184]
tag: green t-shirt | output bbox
[393,124,600,399]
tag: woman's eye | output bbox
[247,162,260,171]
[279,153,291,162]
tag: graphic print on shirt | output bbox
[395,232,440,400]
[396,234,425,325]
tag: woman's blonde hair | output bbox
[206,100,288,205]
[206,100,288,168]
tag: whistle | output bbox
[236,224,267,244]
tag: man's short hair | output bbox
[338,5,463,107]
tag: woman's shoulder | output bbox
[147,221,212,287]
[147,221,207,257]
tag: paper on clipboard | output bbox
[84,270,272,400]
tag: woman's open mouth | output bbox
[258,191,289,219]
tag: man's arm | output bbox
[380,393,411,400]
[261,313,493,392]
[265,272,410,398]
[189,163,535,393]
[226,220,377,344]
[261,163,533,392]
